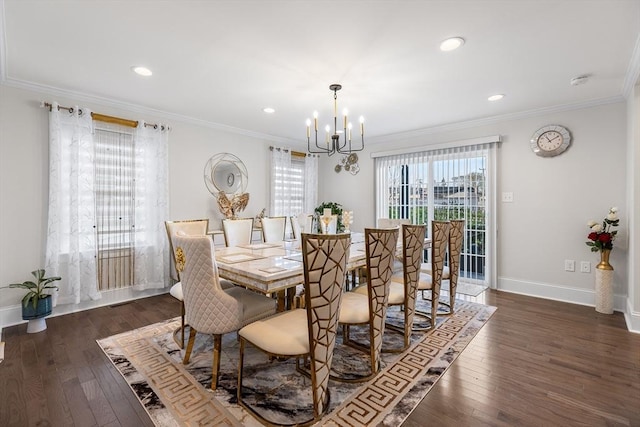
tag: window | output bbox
[94,125,135,290]
[375,141,496,285]
[270,148,318,220]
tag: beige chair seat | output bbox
[238,309,308,355]
[339,292,370,324]
[421,262,450,279]
[392,271,434,291]
[225,286,279,325]
[352,281,406,305]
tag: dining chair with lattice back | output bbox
[222,217,254,247]
[336,227,399,382]
[383,224,426,352]
[237,233,350,425]
[440,219,465,314]
[261,216,287,242]
[174,232,277,390]
[399,220,449,330]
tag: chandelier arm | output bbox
[336,134,365,153]
[307,130,335,155]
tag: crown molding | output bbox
[368,95,625,145]
[623,33,640,98]
[0,75,298,145]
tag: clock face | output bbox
[530,125,571,157]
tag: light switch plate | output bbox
[502,192,514,203]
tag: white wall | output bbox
[320,101,632,321]
[0,84,273,327]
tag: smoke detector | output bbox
[570,75,589,86]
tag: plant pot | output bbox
[22,295,52,320]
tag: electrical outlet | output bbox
[564,259,575,272]
[581,261,591,273]
[502,192,514,203]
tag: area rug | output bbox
[97,299,495,426]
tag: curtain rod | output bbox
[269,146,318,158]
[41,102,170,130]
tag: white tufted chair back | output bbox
[261,216,286,242]
[165,219,209,282]
[222,218,253,247]
[174,233,243,334]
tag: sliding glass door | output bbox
[375,142,495,286]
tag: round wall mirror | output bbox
[204,153,248,196]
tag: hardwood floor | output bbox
[1,290,638,426]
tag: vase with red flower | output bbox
[586,207,619,314]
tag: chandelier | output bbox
[306,84,365,156]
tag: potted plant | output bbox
[3,269,61,333]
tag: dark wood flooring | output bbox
[1,290,638,426]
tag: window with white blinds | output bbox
[94,126,136,290]
[375,142,495,285]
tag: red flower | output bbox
[598,233,612,243]
[587,232,598,241]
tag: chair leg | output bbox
[180,302,186,347]
[183,327,197,364]
[211,335,222,390]
[237,338,246,406]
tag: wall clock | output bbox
[530,125,571,157]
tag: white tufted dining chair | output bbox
[165,219,210,348]
[222,217,254,247]
[174,233,277,390]
[261,216,287,242]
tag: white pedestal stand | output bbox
[27,317,47,333]
[595,269,613,314]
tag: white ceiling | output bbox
[2,1,639,146]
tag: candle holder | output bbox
[321,215,333,235]
[342,211,353,233]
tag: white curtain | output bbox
[132,122,169,290]
[269,147,293,215]
[46,103,101,305]
[303,154,319,213]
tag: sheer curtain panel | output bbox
[46,103,101,305]
[303,154,319,213]
[269,147,293,216]
[132,122,169,290]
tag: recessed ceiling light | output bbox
[263,107,275,114]
[440,37,465,51]
[488,94,505,101]
[131,66,152,77]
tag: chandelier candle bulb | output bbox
[360,116,364,135]
[306,119,311,138]
[313,111,318,131]
[343,109,348,129]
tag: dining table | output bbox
[214,232,431,311]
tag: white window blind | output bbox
[375,142,495,285]
[94,125,136,290]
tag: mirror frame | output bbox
[204,153,248,197]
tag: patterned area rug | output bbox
[97,299,495,426]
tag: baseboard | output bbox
[497,277,627,314]
[0,287,169,330]
[624,299,640,334]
